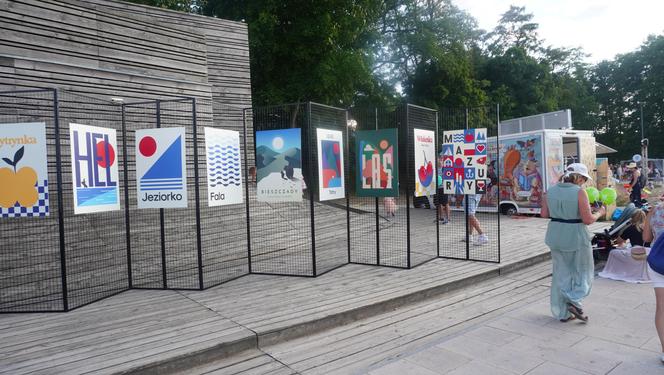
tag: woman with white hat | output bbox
[541,163,606,322]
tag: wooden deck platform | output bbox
[0,218,609,374]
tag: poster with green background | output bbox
[355,129,399,197]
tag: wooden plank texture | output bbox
[0,0,254,311]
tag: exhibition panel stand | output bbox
[437,106,501,263]
[347,104,440,269]
[0,90,502,313]
[123,98,203,291]
[0,88,68,312]
[245,102,350,277]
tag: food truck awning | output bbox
[563,141,617,155]
[596,142,617,155]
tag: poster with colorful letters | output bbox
[316,128,345,201]
[256,128,302,202]
[356,129,399,197]
[441,128,488,195]
[135,127,187,209]
[414,128,435,197]
[0,122,49,218]
[205,127,243,206]
[69,123,121,214]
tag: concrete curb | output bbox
[123,336,257,375]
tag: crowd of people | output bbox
[611,161,663,181]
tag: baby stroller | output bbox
[591,203,643,261]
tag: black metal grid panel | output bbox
[437,108,469,259]
[346,108,379,265]
[467,106,500,263]
[406,104,439,267]
[247,104,314,276]
[57,91,129,309]
[0,88,65,312]
[308,102,349,275]
[122,102,162,289]
[376,106,409,268]
[437,106,501,262]
[201,102,249,288]
[123,99,202,290]
[159,99,201,289]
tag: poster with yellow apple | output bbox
[0,122,49,218]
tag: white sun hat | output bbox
[564,163,593,181]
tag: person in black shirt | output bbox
[627,162,643,207]
[616,210,647,247]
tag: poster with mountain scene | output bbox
[256,128,302,202]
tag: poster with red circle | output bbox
[69,123,121,214]
[135,127,187,209]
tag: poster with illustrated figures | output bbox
[498,134,544,208]
[441,128,488,195]
[69,123,121,214]
[356,129,399,197]
[135,127,188,209]
[204,127,243,206]
[0,122,49,218]
[255,128,302,202]
[413,128,435,197]
[316,128,345,201]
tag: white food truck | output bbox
[475,110,614,215]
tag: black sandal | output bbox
[560,315,577,323]
[567,304,588,322]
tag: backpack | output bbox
[647,234,664,276]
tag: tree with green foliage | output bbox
[376,0,486,108]
[128,0,204,13]
[590,35,664,161]
[484,5,540,56]
[123,0,661,162]
[478,5,599,135]
[203,0,385,107]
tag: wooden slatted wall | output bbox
[0,0,254,310]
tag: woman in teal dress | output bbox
[541,163,606,322]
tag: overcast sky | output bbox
[453,0,664,63]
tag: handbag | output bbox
[647,234,664,275]
[631,246,647,261]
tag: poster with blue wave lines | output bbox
[135,127,188,209]
[204,128,243,206]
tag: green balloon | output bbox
[585,187,600,203]
[437,175,443,187]
[599,187,617,205]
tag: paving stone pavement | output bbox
[366,276,662,375]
